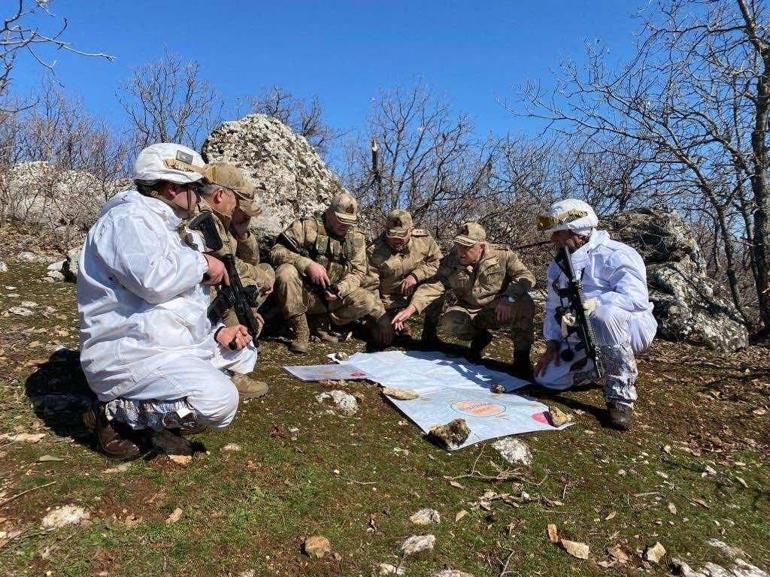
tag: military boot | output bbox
[232,373,269,399]
[288,313,310,354]
[607,401,634,431]
[83,401,141,461]
[511,347,534,381]
[467,330,493,363]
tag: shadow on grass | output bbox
[24,347,95,449]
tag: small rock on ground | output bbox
[382,386,419,400]
[548,406,574,426]
[492,437,532,466]
[41,505,90,529]
[433,571,476,577]
[0,261,7,273]
[561,539,590,560]
[644,541,666,564]
[315,390,358,415]
[409,508,441,525]
[401,534,435,556]
[303,535,331,558]
[377,563,405,575]
[8,306,34,317]
[428,419,470,450]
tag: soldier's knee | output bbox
[275,264,300,285]
[258,263,276,284]
[437,309,471,336]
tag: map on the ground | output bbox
[286,350,567,449]
[283,363,370,381]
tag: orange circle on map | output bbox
[451,400,506,417]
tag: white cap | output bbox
[537,198,598,234]
[133,143,206,184]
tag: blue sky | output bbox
[15,0,648,140]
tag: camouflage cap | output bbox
[204,163,261,217]
[454,221,486,247]
[385,209,413,238]
[329,192,358,224]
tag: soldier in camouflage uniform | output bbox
[392,222,537,379]
[364,209,443,346]
[192,163,275,398]
[271,192,387,353]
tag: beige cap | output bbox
[385,209,413,238]
[329,192,358,224]
[454,221,486,247]
[204,163,261,217]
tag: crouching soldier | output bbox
[271,192,388,353]
[534,199,657,430]
[192,162,275,398]
[364,209,443,346]
[393,222,536,379]
[78,143,257,459]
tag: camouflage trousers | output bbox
[427,293,535,351]
[274,263,385,325]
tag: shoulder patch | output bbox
[411,228,429,237]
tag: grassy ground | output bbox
[0,258,768,577]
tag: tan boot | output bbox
[232,373,269,399]
[288,313,310,354]
[83,402,141,461]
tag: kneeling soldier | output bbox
[271,192,388,353]
[365,209,442,346]
[393,222,536,379]
[191,162,275,398]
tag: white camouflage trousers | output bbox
[535,304,656,406]
[105,344,257,431]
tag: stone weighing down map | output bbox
[284,350,567,449]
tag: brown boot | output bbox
[607,401,634,431]
[288,313,310,354]
[83,402,141,460]
[232,373,269,399]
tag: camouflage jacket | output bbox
[188,201,273,292]
[410,244,536,313]
[270,214,368,298]
[365,230,442,308]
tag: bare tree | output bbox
[517,0,769,329]
[117,50,223,150]
[0,0,113,105]
[249,86,338,155]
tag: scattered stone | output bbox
[492,437,532,466]
[491,383,506,394]
[382,387,420,400]
[20,300,37,308]
[455,510,468,522]
[409,508,441,525]
[16,251,55,264]
[165,507,183,524]
[167,454,192,466]
[37,455,63,463]
[706,539,748,560]
[548,406,574,426]
[433,571,475,577]
[377,563,405,576]
[222,443,242,452]
[238,571,256,577]
[607,545,630,564]
[2,432,45,443]
[401,534,435,556]
[8,307,34,317]
[546,524,559,543]
[41,505,89,529]
[333,351,349,362]
[303,535,331,558]
[668,502,678,515]
[315,390,358,416]
[428,419,470,450]
[103,463,131,474]
[560,539,590,560]
[47,270,65,282]
[703,465,717,477]
[644,541,666,564]
[0,261,6,273]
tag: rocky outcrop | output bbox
[201,114,345,238]
[604,207,748,352]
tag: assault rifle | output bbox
[275,232,340,298]
[188,212,262,342]
[553,246,603,378]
